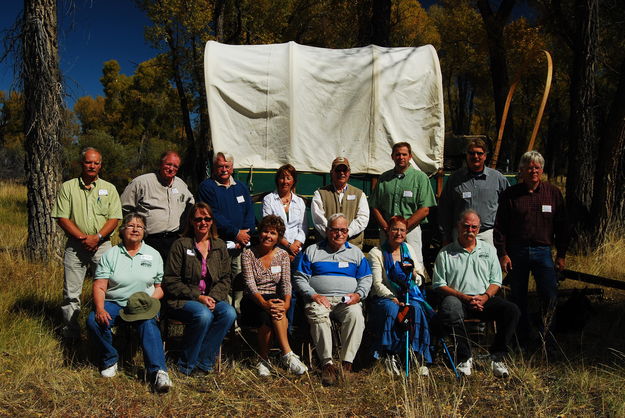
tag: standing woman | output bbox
[367,216,432,376]
[86,213,172,392]
[241,215,308,377]
[163,202,237,375]
[262,164,308,261]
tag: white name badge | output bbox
[271,265,282,274]
[140,254,153,261]
[236,195,245,203]
[403,190,413,198]
[171,188,179,194]
[347,194,356,201]
[98,189,108,196]
[186,249,195,256]
[462,191,472,199]
[542,205,552,213]
[338,261,349,268]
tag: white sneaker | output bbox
[256,360,271,377]
[383,355,401,376]
[491,361,509,378]
[281,352,308,375]
[418,365,429,376]
[456,357,473,376]
[154,370,172,393]
[100,363,117,378]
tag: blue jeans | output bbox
[86,301,167,375]
[168,300,237,375]
[506,245,558,341]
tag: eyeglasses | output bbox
[163,162,179,169]
[328,227,348,235]
[125,224,145,231]
[333,167,349,173]
[461,224,480,230]
[467,151,485,156]
[390,227,407,233]
[193,216,213,223]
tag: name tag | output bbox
[542,205,552,213]
[186,249,195,256]
[347,194,356,201]
[403,190,413,198]
[140,254,153,261]
[338,261,349,268]
[98,189,108,196]
[172,188,179,194]
[236,195,245,203]
[462,191,472,199]
[271,265,282,274]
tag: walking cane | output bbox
[405,291,410,377]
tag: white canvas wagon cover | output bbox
[204,41,444,175]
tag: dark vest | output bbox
[318,184,365,248]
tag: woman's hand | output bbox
[95,308,112,326]
[198,295,216,310]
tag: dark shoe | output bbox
[340,361,354,381]
[321,363,338,386]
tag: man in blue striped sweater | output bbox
[294,213,372,386]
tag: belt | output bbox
[149,230,180,239]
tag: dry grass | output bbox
[1,181,625,417]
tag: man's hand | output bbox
[555,257,565,272]
[236,229,251,246]
[311,294,331,309]
[469,294,489,311]
[289,241,302,256]
[500,255,512,273]
[343,293,361,306]
[82,234,100,252]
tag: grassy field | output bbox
[1,181,624,417]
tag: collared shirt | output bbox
[95,242,163,306]
[120,173,195,235]
[293,241,372,300]
[494,181,569,258]
[438,166,509,240]
[311,184,369,238]
[432,239,502,295]
[241,247,292,298]
[369,166,436,223]
[262,191,308,244]
[52,177,122,235]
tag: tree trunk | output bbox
[565,0,598,250]
[191,36,211,185]
[371,0,391,47]
[590,54,625,244]
[22,0,63,261]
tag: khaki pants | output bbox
[305,296,365,364]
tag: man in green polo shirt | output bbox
[52,147,122,339]
[369,142,437,262]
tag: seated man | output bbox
[293,213,372,386]
[432,209,520,377]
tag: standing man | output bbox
[293,213,372,386]
[52,147,122,339]
[494,151,568,346]
[198,152,255,310]
[438,138,509,246]
[120,151,194,262]
[433,209,520,377]
[311,157,369,249]
[370,142,437,262]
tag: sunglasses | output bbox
[328,227,348,235]
[193,216,213,223]
[467,151,485,156]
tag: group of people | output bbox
[52,138,567,392]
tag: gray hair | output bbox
[80,147,101,162]
[519,151,544,171]
[213,151,234,165]
[457,209,481,226]
[327,213,347,229]
[120,213,148,238]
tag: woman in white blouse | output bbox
[262,164,308,261]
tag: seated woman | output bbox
[86,213,172,393]
[241,215,308,377]
[367,216,432,376]
[163,202,237,376]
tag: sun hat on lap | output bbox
[119,292,160,322]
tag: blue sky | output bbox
[0,0,158,107]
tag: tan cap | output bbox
[331,157,350,171]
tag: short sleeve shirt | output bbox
[52,177,122,235]
[369,166,437,223]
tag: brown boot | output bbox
[321,363,338,386]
